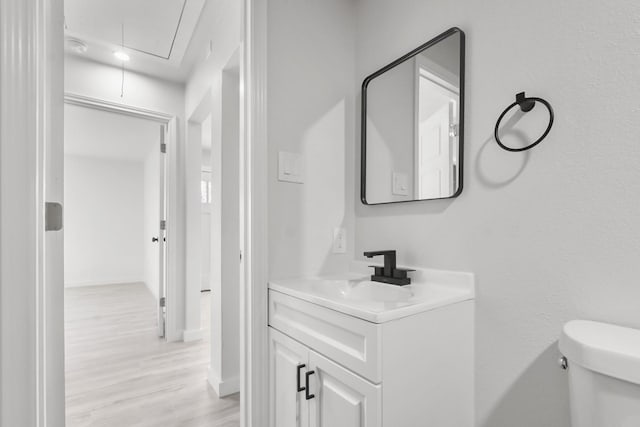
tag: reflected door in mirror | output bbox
[362,28,464,204]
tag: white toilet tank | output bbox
[559,320,640,427]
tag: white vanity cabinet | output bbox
[268,282,474,427]
[269,327,381,427]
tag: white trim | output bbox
[241,0,269,425]
[64,280,145,288]
[182,328,204,342]
[1,0,63,425]
[63,94,180,342]
[64,93,174,122]
[208,368,240,397]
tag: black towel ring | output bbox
[494,92,554,152]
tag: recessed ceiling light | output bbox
[114,51,130,62]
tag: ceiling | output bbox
[64,0,206,82]
[64,104,160,161]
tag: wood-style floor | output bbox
[65,283,240,427]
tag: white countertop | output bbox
[269,265,474,323]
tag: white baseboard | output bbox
[182,328,204,342]
[208,367,240,397]
[64,279,144,288]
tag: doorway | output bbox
[0,0,269,424]
[414,58,460,200]
[62,99,178,425]
[185,52,242,398]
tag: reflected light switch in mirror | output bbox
[278,151,304,184]
[392,172,409,196]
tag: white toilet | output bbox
[559,320,640,427]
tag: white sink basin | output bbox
[308,279,412,303]
[269,267,474,323]
[343,280,412,302]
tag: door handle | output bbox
[152,237,159,242]
[296,364,306,392]
[305,370,315,400]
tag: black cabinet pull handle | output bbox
[296,364,306,392]
[305,370,315,400]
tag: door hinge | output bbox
[240,251,242,261]
[160,297,166,308]
[160,142,167,153]
[160,220,166,230]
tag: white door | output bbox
[417,101,455,199]
[308,351,381,427]
[157,124,168,337]
[269,328,310,427]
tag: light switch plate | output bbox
[392,172,409,196]
[278,151,304,184]
[332,227,347,253]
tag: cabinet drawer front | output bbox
[269,290,381,383]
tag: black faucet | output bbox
[363,250,414,286]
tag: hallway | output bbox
[64,283,239,427]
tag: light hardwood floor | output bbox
[65,283,240,427]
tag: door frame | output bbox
[1,0,65,424]
[241,0,269,425]
[64,93,179,341]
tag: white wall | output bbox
[64,155,145,286]
[353,1,640,426]
[267,0,356,279]
[184,0,241,117]
[65,56,185,117]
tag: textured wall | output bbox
[267,0,356,279]
[353,0,640,426]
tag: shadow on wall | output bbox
[296,98,351,276]
[483,341,571,427]
[475,111,532,189]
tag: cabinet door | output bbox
[308,351,381,427]
[269,327,310,427]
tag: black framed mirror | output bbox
[361,27,465,205]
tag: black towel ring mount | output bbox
[494,92,554,152]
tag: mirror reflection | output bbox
[362,28,464,204]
